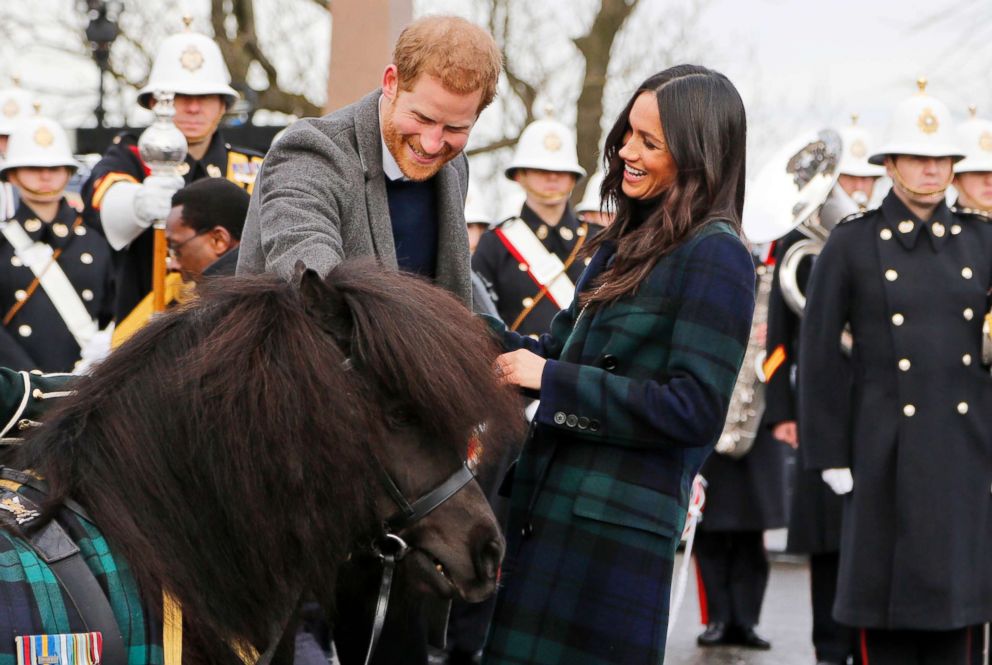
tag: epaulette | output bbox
[110,131,139,147]
[950,206,991,222]
[837,207,878,225]
[225,142,266,159]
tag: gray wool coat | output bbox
[236,90,473,306]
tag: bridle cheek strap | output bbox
[364,462,477,665]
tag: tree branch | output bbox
[572,0,639,192]
[466,135,520,157]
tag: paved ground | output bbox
[664,553,817,665]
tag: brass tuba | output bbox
[714,264,772,459]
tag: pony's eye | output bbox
[387,408,419,429]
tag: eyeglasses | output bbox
[167,229,209,259]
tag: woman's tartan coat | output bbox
[482,221,756,665]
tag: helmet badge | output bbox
[2,99,18,118]
[543,132,562,152]
[180,44,205,73]
[917,107,938,135]
[850,139,866,158]
[33,125,54,148]
[979,131,992,152]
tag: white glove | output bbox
[74,325,115,375]
[101,175,185,250]
[821,468,854,495]
[134,175,185,226]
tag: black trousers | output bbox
[859,626,984,665]
[810,552,859,664]
[694,529,769,628]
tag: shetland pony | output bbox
[0,262,523,664]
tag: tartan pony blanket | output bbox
[0,470,163,665]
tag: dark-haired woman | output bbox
[482,65,757,665]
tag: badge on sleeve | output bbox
[15,633,102,665]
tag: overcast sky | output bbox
[3,0,986,203]
[700,0,988,144]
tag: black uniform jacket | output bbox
[0,200,113,372]
[765,230,845,554]
[472,204,593,337]
[800,192,992,630]
[81,131,263,322]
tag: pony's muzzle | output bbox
[474,535,505,583]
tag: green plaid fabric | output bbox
[0,480,163,665]
[483,222,756,665]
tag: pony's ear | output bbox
[298,266,354,353]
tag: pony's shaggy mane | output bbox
[13,262,522,662]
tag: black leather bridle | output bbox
[362,458,477,665]
[332,347,479,664]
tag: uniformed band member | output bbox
[472,117,591,336]
[766,116,884,665]
[953,107,992,213]
[801,79,992,664]
[0,115,113,374]
[82,19,263,324]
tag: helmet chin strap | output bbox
[890,162,953,198]
[15,184,64,198]
[521,183,571,205]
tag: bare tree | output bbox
[0,0,329,126]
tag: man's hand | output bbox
[134,174,185,227]
[772,420,799,449]
[821,468,854,495]
[494,349,546,391]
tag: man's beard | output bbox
[382,115,456,182]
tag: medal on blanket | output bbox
[0,492,40,525]
[15,633,102,665]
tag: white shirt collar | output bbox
[378,95,407,182]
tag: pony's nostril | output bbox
[477,538,504,581]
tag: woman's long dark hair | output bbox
[583,64,747,306]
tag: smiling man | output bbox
[236,17,501,665]
[237,16,502,312]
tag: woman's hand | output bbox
[495,350,546,390]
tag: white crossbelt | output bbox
[1,218,97,350]
[497,218,577,309]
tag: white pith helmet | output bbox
[838,115,884,177]
[0,80,35,136]
[137,18,239,109]
[505,114,585,180]
[576,169,607,214]
[464,178,492,226]
[953,106,992,174]
[869,77,964,165]
[1,112,79,178]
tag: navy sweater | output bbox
[385,178,438,279]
